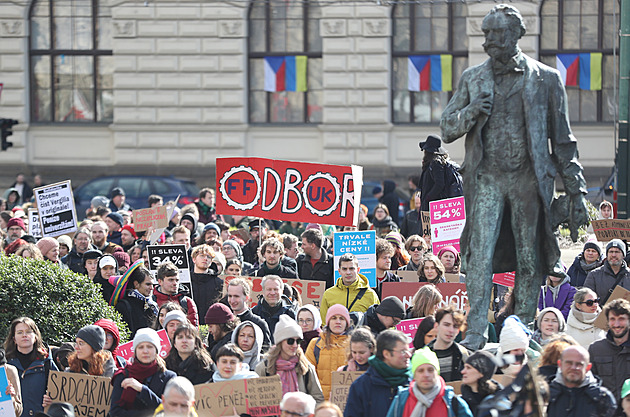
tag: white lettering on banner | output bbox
[282,169,302,214]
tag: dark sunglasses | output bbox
[285,338,303,345]
[578,299,600,307]
[409,246,424,252]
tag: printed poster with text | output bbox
[33,180,78,237]
[429,196,466,253]
[333,230,377,287]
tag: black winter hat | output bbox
[376,296,406,319]
[110,187,125,198]
[76,325,106,352]
[465,350,498,381]
[419,134,448,155]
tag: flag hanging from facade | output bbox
[556,53,601,90]
[408,55,452,92]
[264,56,308,92]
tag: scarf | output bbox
[276,356,300,395]
[112,360,159,407]
[570,304,600,325]
[405,379,443,417]
[580,258,601,273]
[128,289,159,316]
[368,355,412,388]
[197,200,211,216]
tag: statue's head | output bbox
[482,5,526,62]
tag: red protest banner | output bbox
[222,275,326,307]
[492,272,515,288]
[382,282,468,311]
[215,157,362,227]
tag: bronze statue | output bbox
[440,4,588,349]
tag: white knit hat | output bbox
[273,314,303,345]
[133,328,161,354]
[499,316,529,353]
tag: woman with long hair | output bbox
[337,327,375,372]
[15,244,43,260]
[370,204,398,238]
[461,351,501,417]
[165,323,213,385]
[565,287,606,349]
[385,232,410,270]
[115,265,158,337]
[4,317,58,417]
[417,253,446,284]
[412,316,438,350]
[407,284,443,319]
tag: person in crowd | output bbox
[344,329,411,417]
[108,187,131,212]
[205,303,240,362]
[120,224,137,252]
[618,379,630,417]
[162,311,188,343]
[255,315,324,402]
[91,221,121,254]
[112,248,131,275]
[242,219,267,265]
[385,232,409,271]
[320,253,380,320]
[297,228,335,289]
[358,297,406,338]
[231,321,264,371]
[539,273,576,320]
[400,191,422,238]
[110,328,176,416]
[128,244,142,264]
[585,239,630,302]
[197,222,220,247]
[222,240,255,276]
[15,243,43,260]
[588,298,630,400]
[9,174,32,203]
[338,327,376,372]
[280,392,317,417]
[195,188,219,225]
[212,343,259,382]
[399,235,428,272]
[279,222,305,238]
[298,304,323,352]
[567,241,603,288]
[547,345,616,417]
[282,233,301,260]
[225,259,243,275]
[4,189,20,211]
[256,238,298,278]
[358,204,372,231]
[82,249,102,281]
[406,284,442,319]
[165,323,213,385]
[599,200,614,220]
[496,316,539,378]
[306,305,352,398]
[154,376,196,417]
[370,204,398,238]
[4,317,58,417]
[412,316,437,350]
[189,244,223,325]
[493,288,515,339]
[418,135,459,212]
[566,287,606,349]
[94,318,126,369]
[171,226,191,251]
[116,265,158,336]
[5,217,25,246]
[94,254,118,300]
[460,351,500,417]
[105,212,124,246]
[57,235,72,259]
[61,228,94,274]
[426,306,469,382]
[532,307,566,346]
[225,278,272,349]
[0,348,22,417]
[251,275,296,339]
[418,254,446,284]
[156,302,184,330]
[374,239,400,298]
[437,246,465,282]
[152,261,199,326]
[179,212,200,246]
[314,401,342,417]
[537,337,576,383]
[380,180,400,226]
[36,237,64,268]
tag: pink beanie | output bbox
[36,237,58,258]
[326,304,351,327]
[437,245,459,258]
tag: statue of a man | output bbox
[440,4,589,349]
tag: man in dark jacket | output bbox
[297,228,334,288]
[226,277,272,350]
[62,227,95,274]
[255,238,298,278]
[345,329,411,417]
[108,187,131,212]
[251,275,296,341]
[547,345,616,417]
[567,241,603,288]
[190,244,223,325]
[242,218,267,265]
[380,180,400,225]
[400,190,422,238]
[357,297,406,338]
[584,240,630,303]
[195,187,219,225]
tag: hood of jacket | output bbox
[552,368,600,389]
[334,273,370,291]
[212,363,259,382]
[298,304,323,330]
[537,306,567,333]
[383,180,396,195]
[231,320,263,359]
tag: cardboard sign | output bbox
[421,211,431,237]
[33,180,78,237]
[591,219,630,242]
[222,275,326,307]
[216,157,363,227]
[230,228,251,243]
[382,282,468,311]
[429,196,466,253]
[330,372,364,412]
[147,244,191,283]
[28,208,42,238]
[396,318,424,348]
[594,285,630,329]
[444,273,460,283]
[148,196,180,244]
[392,270,418,283]
[133,206,169,232]
[493,272,515,288]
[334,231,377,287]
[195,376,282,417]
[117,329,171,361]
[46,371,112,417]
[447,374,514,395]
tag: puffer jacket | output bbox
[8,353,58,417]
[547,370,616,417]
[588,330,630,399]
[584,260,630,303]
[344,366,409,417]
[305,333,349,399]
[565,304,606,349]
[255,358,325,403]
[386,378,473,417]
[320,274,380,322]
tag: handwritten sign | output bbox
[133,206,169,232]
[591,219,630,242]
[382,282,468,311]
[392,270,418,283]
[334,231,377,287]
[46,371,112,417]
[33,180,78,237]
[147,244,191,283]
[222,275,326,307]
[421,211,431,237]
[195,376,282,417]
[117,329,171,361]
[330,372,364,412]
[396,318,424,348]
[429,196,466,253]
[492,272,515,288]
[594,285,630,329]
[28,208,42,238]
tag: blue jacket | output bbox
[8,355,58,417]
[386,381,473,417]
[110,368,177,417]
[344,366,409,417]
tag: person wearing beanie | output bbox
[90,195,109,210]
[426,306,470,382]
[222,239,255,275]
[460,351,501,417]
[533,307,567,347]
[163,310,188,342]
[619,378,630,416]
[199,222,220,245]
[179,213,199,241]
[112,248,131,274]
[37,236,65,267]
[108,187,131,212]
[297,304,323,351]
[6,217,26,244]
[305,304,352,399]
[538,272,577,321]
[94,318,126,369]
[57,235,72,258]
[388,346,473,417]
[496,315,539,378]
[120,224,137,252]
[437,245,466,283]
[386,231,410,270]
[83,249,103,281]
[204,303,240,362]
[255,315,325,403]
[104,212,124,246]
[585,239,630,303]
[358,296,405,338]
[567,241,603,288]
[110,328,176,416]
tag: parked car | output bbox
[361,180,410,224]
[74,175,199,216]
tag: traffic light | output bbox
[0,118,18,151]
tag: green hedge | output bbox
[0,254,130,346]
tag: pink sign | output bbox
[396,318,424,348]
[492,271,515,288]
[429,196,466,253]
[117,329,171,362]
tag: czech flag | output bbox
[408,55,452,92]
[556,54,579,87]
[579,52,602,91]
[264,56,308,92]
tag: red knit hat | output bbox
[112,248,130,271]
[121,224,137,239]
[7,217,25,231]
[93,319,121,353]
[204,303,235,325]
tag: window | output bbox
[539,0,619,122]
[29,0,113,123]
[392,3,468,123]
[248,0,322,124]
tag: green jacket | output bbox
[320,273,380,322]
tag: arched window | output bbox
[29,0,113,123]
[539,0,619,122]
[392,2,468,123]
[248,0,322,124]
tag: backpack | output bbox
[443,161,464,198]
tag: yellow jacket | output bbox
[320,273,380,322]
[305,333,349,400]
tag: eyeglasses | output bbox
[388,348,412,356]
[281,409,310,417]
[409,246,424,252]
[298,319,313,325]
[285,338,303,345]
[578,299,600,307]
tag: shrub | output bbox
[0,254,130,346]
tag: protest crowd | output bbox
[0,167,629,417]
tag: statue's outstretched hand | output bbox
[468,92,493,117]
[569,194,589,242]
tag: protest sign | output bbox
[147,244,190,283]
[216,157,363,227]
[28,208,42,238]
[429,197,466,253]
[396,318,423,348]
[392,270,418,283]
[117,329,171,361]
[195,376,282,417]
[444,273,460,283]
[222,275,326,307]
[33,181,78,237]
[0,399,12,417]
[0,367,10,403]
[46,371,112,417]
[382,282,468,311]
[591,219,630,241]
[594,285,630,329]
[492,271,515,288]
[148,196,180,244]
[447,374,512,395]
[133,206,169,232]
[421,211,431,237]
[330,372,364,412]
[334,231,377,287]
